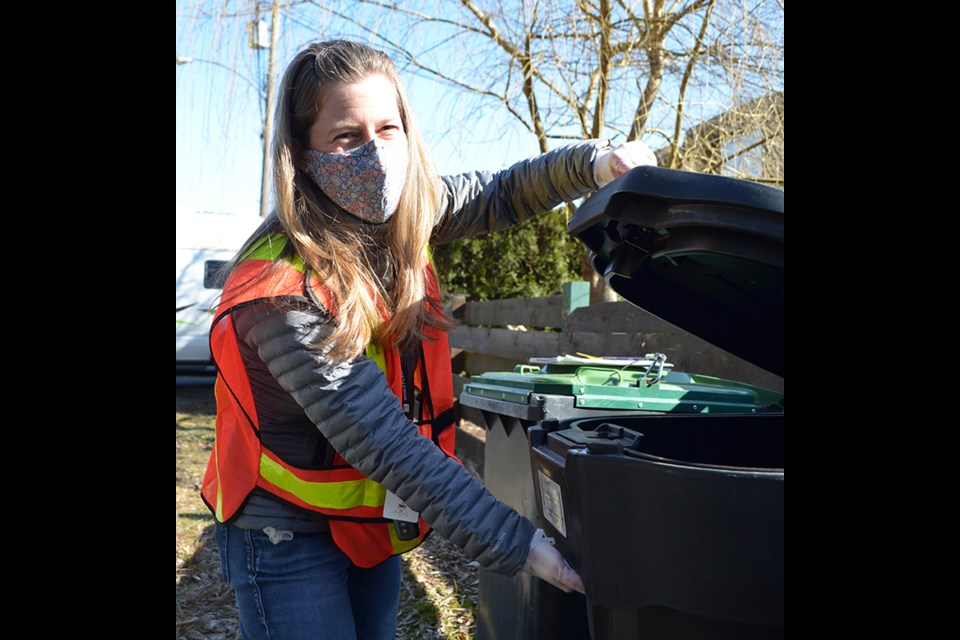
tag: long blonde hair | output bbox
[237,40,449,364]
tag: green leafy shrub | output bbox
[433,207,584,301]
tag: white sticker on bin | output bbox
[384,490,420,523]
[538,470,567,537]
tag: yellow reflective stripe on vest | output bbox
[365,343,387,371]
[214,441,225,522]
[242,234,307,273]
[213,377,226,522]
[260,453,387,510]
[258,342,392,513]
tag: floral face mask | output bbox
[303,138,408,224]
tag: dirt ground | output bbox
[176,381,480,640]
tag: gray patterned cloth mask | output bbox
[303,138,408,223]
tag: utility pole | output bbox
[259,0,282,218]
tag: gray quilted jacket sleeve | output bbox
[432,139,608,244]
[231,302,535,575]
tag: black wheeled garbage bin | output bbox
[461,353,782,640]
[529,165,784,639]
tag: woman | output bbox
[202,39,656,640]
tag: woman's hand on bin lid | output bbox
[524,529,585,594]
[594,140,658,187]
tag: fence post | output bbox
[561,281,590,325]
[445,293,467,321]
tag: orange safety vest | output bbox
[200,234,459,568]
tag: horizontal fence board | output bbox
[558,331,650,359]
[449,326,560,361]
[453,331,782,392]
[449,288,783,398]
[463,296,563,328]
[558,331,782,392]
[462,353,525,376]
[637,333,784,392]
[453,328,782,393]
[563,301,685,334]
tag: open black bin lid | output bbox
[569,165,784,377]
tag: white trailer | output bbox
[176,211,263,372]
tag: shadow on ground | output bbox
[176,523,242,640]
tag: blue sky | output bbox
[176,2,544,217]
[176,1,781,216]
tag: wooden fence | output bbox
[446,281,783,429]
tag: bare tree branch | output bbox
[577,0,602,22]
[615,0,645,29]
[308,2,541,133]
[722,130,774,164]
[460,0,523,58]
[523,33,549,150]
[663,0,709,31]
[459,0,578,112]
[193,0,785,298]
[627,0,665,140]
[349,0,490,37]
[669,0,717,167]
[590,0,613,139]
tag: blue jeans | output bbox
[215,522,401,640]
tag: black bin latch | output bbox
[586,422,644,455]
